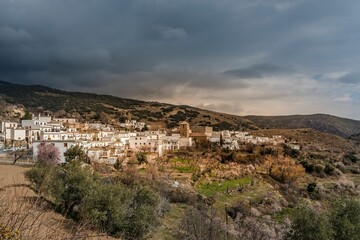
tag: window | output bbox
[64,143,68,147]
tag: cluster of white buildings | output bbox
[209,131,285,150]
[0,116,193,163]
[0,115,286,164]
[120,120,146,130]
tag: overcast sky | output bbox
[1,0,360,119]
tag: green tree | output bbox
[48,161,99,216]
[25,164,53,193]
[81,182,159,239]
[136,152,147,164]
[21,111,32,120]
[330,197,360,240]
[286,205,333,240]
[64,145,89,163]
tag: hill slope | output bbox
[2,80,360,137]
[0,81,256,131]
[245,114,360,138]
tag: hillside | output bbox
[245,114,360,138]
[251,128,358,153]
[2,80,360,138]
[0,81,256,131]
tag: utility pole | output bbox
[225,204,229,240]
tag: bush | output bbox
[307,182,317,193]
[25,164,53,193]
[286,205,333,240]
[47,161,100,216]
[314,164,325,174]
[343,153,359,164]
[64,146,89,163]
[157,182,197,204]
[26,160,161,239]
[324,164,335,175]
[177,207,226,240]
[82,183,160,239]
[287,198,360,240]
[0,224,20,240]
[113,159,122,170]
[136,152,147,164]
[330,197,360,240]
[265,156,305,184]
[283,145,300,158]
[299,160,315,173]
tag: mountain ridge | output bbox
[1,81,360,137]
[244,114,360,138]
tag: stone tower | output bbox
[179,121,190,138]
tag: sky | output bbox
[0,0,360,119]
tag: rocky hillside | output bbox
[2,80,360,137]
[0,81,256,131]
[245,114,360,138]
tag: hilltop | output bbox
[2,81,360,138]
[0,81,256,131]
[245,114,360,138]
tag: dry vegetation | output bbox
[1,131,360,239]
[251,128,358,152]
[0,165,113,239]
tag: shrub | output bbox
[157,183,197,204]
[64,145,89,163]
[259,147,278,156]
[324,164,335,175]
[265,156,305,184]
[314,164,325,174]
[283,145,300,158]
[343,153,359,164]
[113,159,122,170]
[177,207,226,240]
[47,161,100,216]
[299,160,315,173]
[0,224,20,240]
[330,197,360,240]
[286,205,333,240]
[136,152,147,164]
[82,183,160,239]
[26,160,161,239]
[24,164,53,193]
[307,182,317,193]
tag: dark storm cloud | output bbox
[338,73,360,84]
[0,0,360,117]
[223,63,293,79]
[0,26,31,45]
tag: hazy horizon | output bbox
[1,0,359,118]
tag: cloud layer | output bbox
[0,0,360,118]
